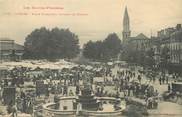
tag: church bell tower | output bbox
[122,6,131,40]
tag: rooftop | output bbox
[0,38,24,51]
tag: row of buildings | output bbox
[153,24,182,72]
[122,6,182,73]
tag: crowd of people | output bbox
[104,68,159,109]
[0,62,180,116]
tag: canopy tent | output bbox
[114,61,126,64]
[85,65,93,70]
[0,66,8,70]
[1,59,77,70]
[107,62,113,65]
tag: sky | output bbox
[0,0,182,47]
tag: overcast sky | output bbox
[0,0,182,46]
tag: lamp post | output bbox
[0,41,2,63]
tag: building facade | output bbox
[150,24,182,73]
[121,5,182,74]
[168,24,182,73]
[122,6,150,51]
[127,33,150,51]
[0,38,24,61]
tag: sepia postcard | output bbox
[0,0,182,117]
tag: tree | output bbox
[102,33,121,60]
[144,48,155,68]
[83,33,121,61]
[83,40,103,60]
[121,42,142,64]
[23,27,80,59]
[121,43,136,63]
[159,46,170,72]
[136,50,145,66]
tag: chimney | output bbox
[176,24,181,31]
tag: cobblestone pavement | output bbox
[112,65,182,116]
[148,101,182,117]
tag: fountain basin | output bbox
[42,96,126,117]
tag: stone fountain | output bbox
[75,84,99,111]
[42,73,125,117]
[74,73,99,111]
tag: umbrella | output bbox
[107,62,113,65]
[85,65,93,70]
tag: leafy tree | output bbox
[102,33,121,60]
[23,27,80,59]
[121,43,152,67]
[83,40,103,60]
[136,50,145,66]
[159,46,170,71]
[121,43,137,63]
[144,48,155,68]
[83,33,121,61]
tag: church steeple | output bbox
[122,6,131,40]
